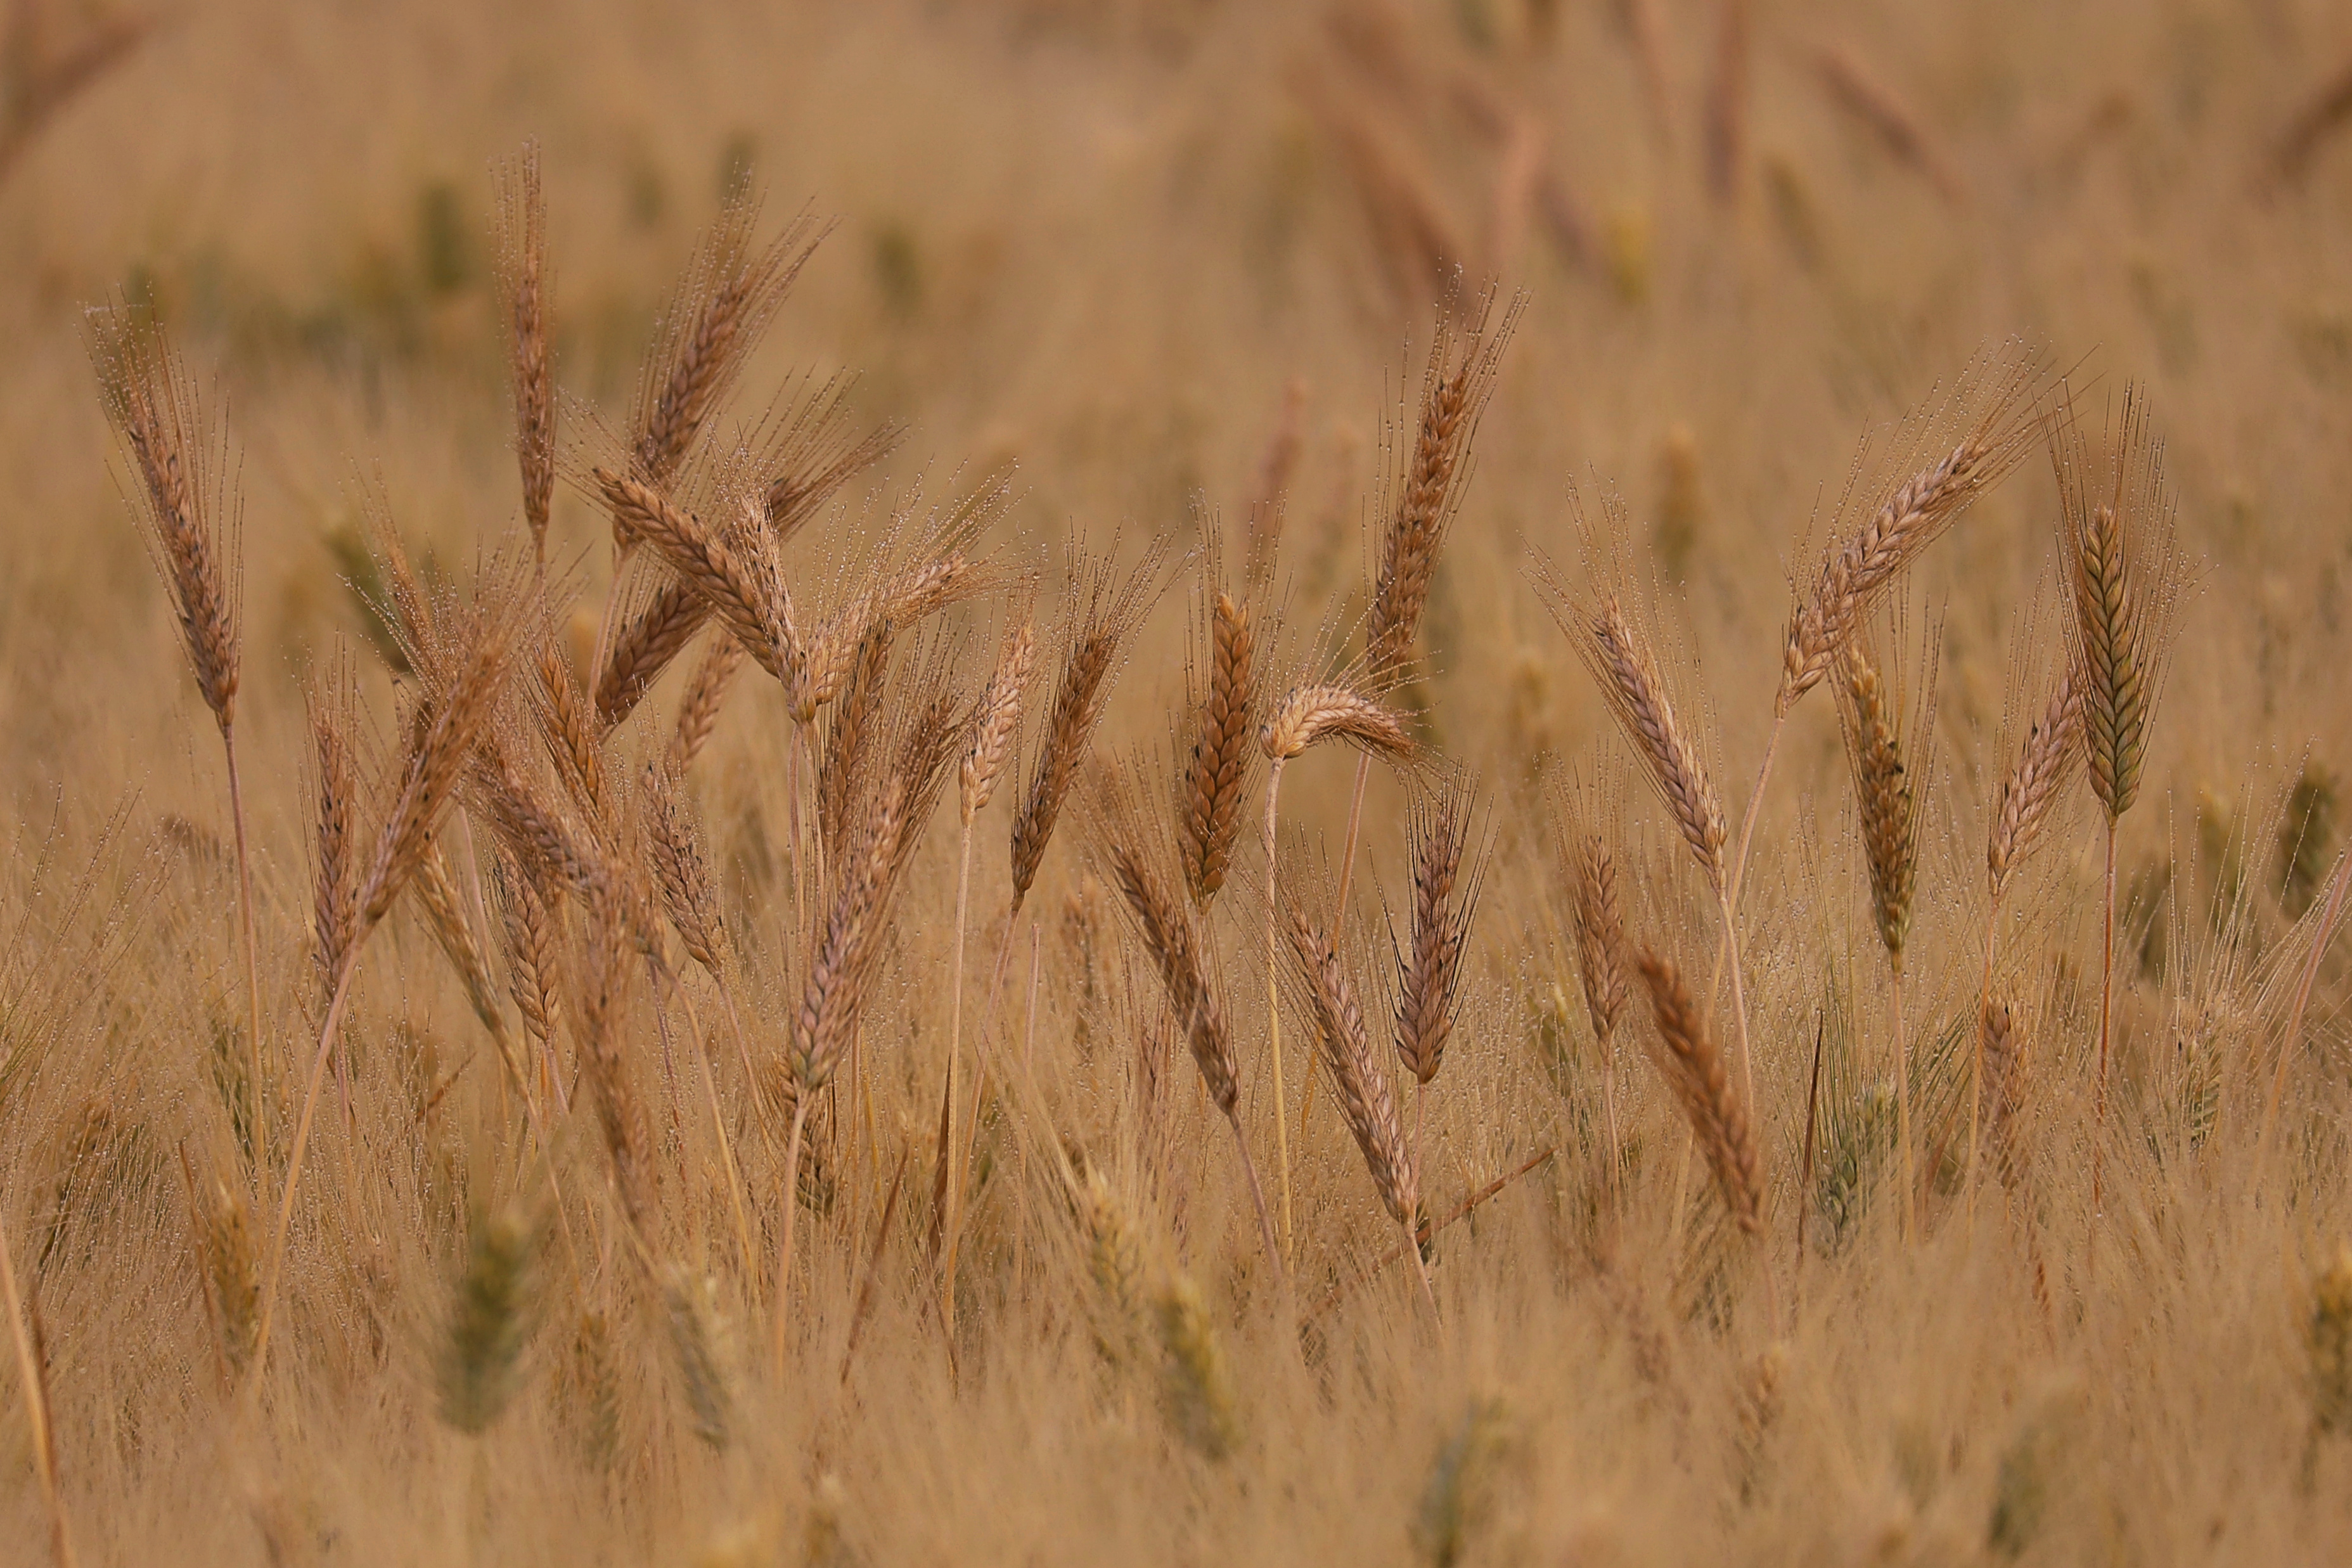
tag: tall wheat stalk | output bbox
[1259,681,1415,1261]
[0,1213,74,1568]
[87,307,266,1174]
[1833,630,1938,1241]
[1970,669,2079,1224]
[2052,387,2183,1232]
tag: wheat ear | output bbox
[1970,671,2079,1224]
[1283,894,1433,1316]
[2053,385,2183,1231]
[255,558,532,1384]
[944,619,1032,1328]
[1104,826,1285,1291]
[89,305,265,1174]
[1180,591,1257,906]
[1834,630,1939,1241]
[494,144,554,567]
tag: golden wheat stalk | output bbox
[87,304,267,1177]
[0,1211,74,1568]
[944,617,1032,1327]
[2052,385,2185,1228]
[1281,893,1432,1316]
[255,555,536,1385]
[1833,627,1939,1242]
[1970,667,2080,1221]
[1101,805,1284,1290]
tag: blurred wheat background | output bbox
[4,0,2352,1562]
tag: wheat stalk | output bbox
[1834,628,1939,1241]
[2052,385,2185,1230]
[87,304,266,1176]
[1281,894,1432,1315]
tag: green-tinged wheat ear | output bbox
[662,1266,736,1450]
[2312,1243,2352,1440]
[1154,1273,1238,1461]
[435,1205,540,1434]
[1411,1398,1508,1568]
[1077,1169,1147,1363]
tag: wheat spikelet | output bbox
[309,681,358,1002]
[1106,835,1235,1117]
[1565,826,1628,1054]
[87,304,240,730]
[1633,949,1762,1237]
[1576,596,1725,893]
[357,558,534,930]
[1180,591,1256,904]
[1394,782,1481,1086]
[592,469,785,680]
[579,882,654,1237]
[631,198,823,491]
[413,839,508,1040]
[664,631,745,776]
[1779,347,2043,715]
[1154,1273,1239,1460]
[1364,292,1522,678]
[1978,996,2029,1185]
[1989,670,2083,903]
[596,577,707,726]
[1078,1168,1148,1363]
[1259,680,1415,763]
[1010,548,1162,912]
[534,637,607,819]
[660,1266,736,1449]
[961,619,1034,825]
[794,774,908,1093]
[1835,635,1936,972]
[193,1168,260,1380]
[494,144,555,560]
[646,765,724,977]
[1282,896,1415,1228]
[436,1204,539,1434]
[1813,42,1967,205]
[2054,388,2183,826]
[490,853,560,1048]
[818,616,894,858]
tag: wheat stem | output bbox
[1263,757,1292,1264]
[253,951,361,1383]
[222,726,267,1174]
[2092,816,2116,1243]
[943,821,974,1329]
[771,1095,813,1378]
[0,1211,74,1568]
[1893,963,1912,1243]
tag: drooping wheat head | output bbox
[1633,948,1763,1238]
[1010,544,1164,913]
[1259,678,1416,765]
[664,631,747,776]
[1779,344,2045,716]
[1282,895,1416,1229]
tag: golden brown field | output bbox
[4,1,2352,1562]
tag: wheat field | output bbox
[3,1,2351,1563]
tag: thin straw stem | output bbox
[1263,758,1292,1263]
[253,953,361,1382]
[223,727,267,1173]
[0,1212,74,1568]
